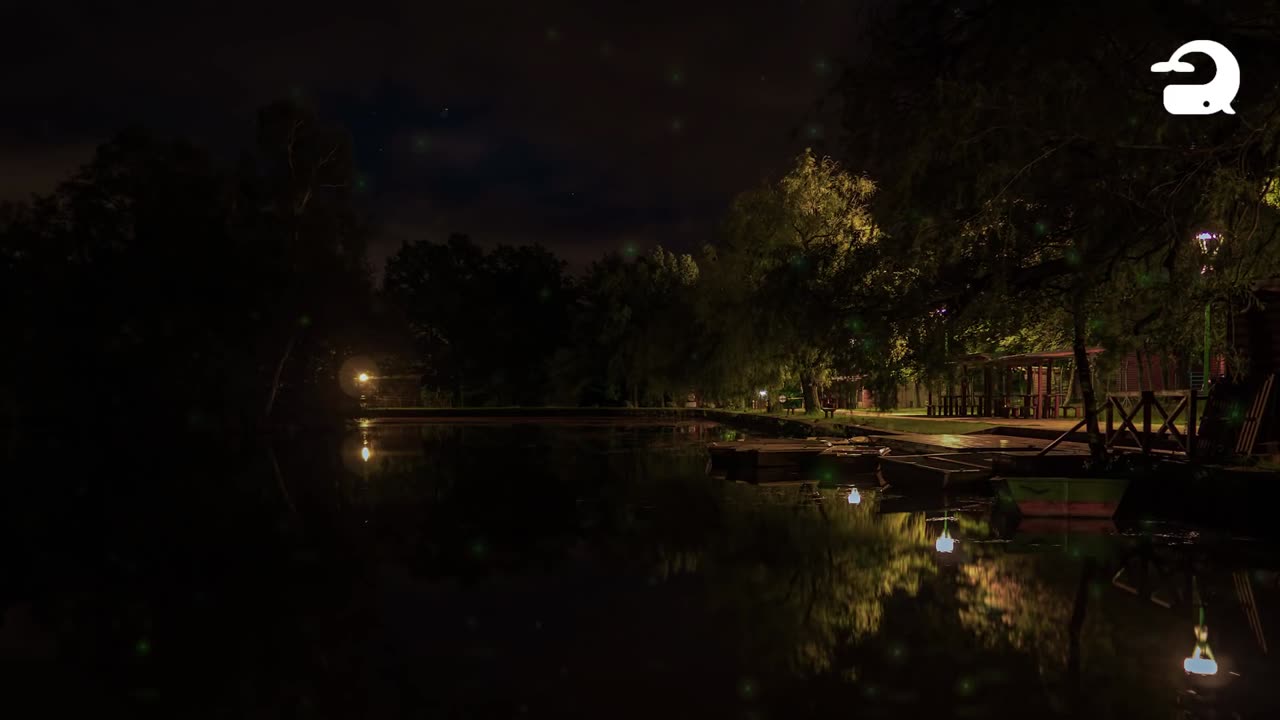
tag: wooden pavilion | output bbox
[927,348,1105,419]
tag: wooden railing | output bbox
[1037,390,1199,457]
[928,393,1075,418]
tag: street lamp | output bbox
[847,487,862,505]
[1196,232,1224,390]
[358,372,370,383]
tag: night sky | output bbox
[1,0,860,272]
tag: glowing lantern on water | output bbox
[935,518,955,553]
[847,488,862,505]
[1184,608,1218,676]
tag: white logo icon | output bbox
[1151,40,1239,115]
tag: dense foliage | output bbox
[0,102,375,436]
[7,2,1280,433]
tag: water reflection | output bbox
[23,421,1272,716]
[316,420,1280,717]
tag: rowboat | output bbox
[878,453,993,491]
[1002,476,1130,518]
[706,440,890,483]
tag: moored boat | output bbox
[878,453,993,491]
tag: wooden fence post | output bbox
[1141,390,1154,455]
[1105,398,1114,443]
[1188,388,1198,460]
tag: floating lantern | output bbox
[1184,606,1218,675]
[935,517,955,553]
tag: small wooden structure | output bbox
[927,348,1104,419]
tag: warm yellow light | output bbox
[935,527,955,553]
[361,446,371,462]
[358,373,370,383]
[1184,625,1218,675]
[847,488,862,505]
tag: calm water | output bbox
[5,419,1279,718]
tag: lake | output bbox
[4,418,1279,718]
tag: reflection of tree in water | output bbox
[954,548,1124,716]
[957,557,1075,666]
[651,486,935,675]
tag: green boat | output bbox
[1002,477,1129,519]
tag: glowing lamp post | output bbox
[1196,232,1223,390]
[358,372,370,383]
[847,487,862,505]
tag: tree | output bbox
[0,101,375,433]
[238,101,374,420]
[384,235,575,406]
[837,0,1280,461]
[707,150,882,412]
[557,246,700,406]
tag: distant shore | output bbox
[353,406,898,438]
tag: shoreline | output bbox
[354,406,896,438]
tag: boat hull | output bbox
[1003,477,1129,518]
[879,454,993,491]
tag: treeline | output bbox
[381,0,1280,463]
[5,0,1280,453]
[1,102,378,434]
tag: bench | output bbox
[822,406,836,418]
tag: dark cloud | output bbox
[0,0,859,271]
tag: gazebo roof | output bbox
[953,347,1105,367]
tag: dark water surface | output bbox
[5,419,1279,718]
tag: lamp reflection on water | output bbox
[1184,610,1218,675]
[1184,578,1218,676]
[935,517,954,553]
[361,446,371,462]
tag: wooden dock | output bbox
[706,430,1101,490]
[877,432,1091,456]
[707,438,889,481]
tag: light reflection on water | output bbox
[328,420,1280,719]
